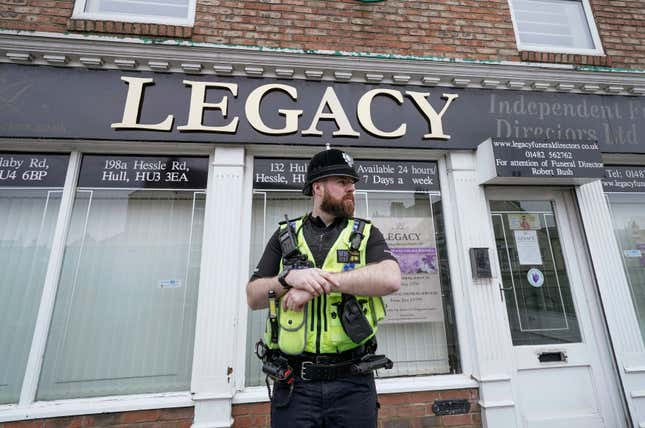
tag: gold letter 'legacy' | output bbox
[111,77,174,131]
[177,81,239,133]
[112,76,458,140]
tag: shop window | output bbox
[0,154,69,404]
[605,176,645,343]
[37,155,207,400]
[508,0,603,54]
[72,0,195,26]
[245,158,460,387]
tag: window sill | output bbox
[0,391,193,423]
[67,19,192,39]
[520,51,611,67]
[233,374,478,404]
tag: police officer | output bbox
[247,148,401,428]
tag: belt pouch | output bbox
[341,295,374,344]
[278,303,308,355]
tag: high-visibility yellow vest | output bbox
[264,216,387,355]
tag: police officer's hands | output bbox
[285,268,339,297]
[282,288,314,311]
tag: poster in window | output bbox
[508,213,541,230]
[376,217,443,324]
[514,230,543,266]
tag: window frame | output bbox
[234,148,475,402]
[71,0,196,27]
[507,0,605,56]
[0,144,212,423]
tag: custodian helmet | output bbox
[302,149,359,196]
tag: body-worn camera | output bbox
[279,215,314,269]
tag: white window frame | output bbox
[507,0,605,56]
[71,0,196,27]
[0,143,214,423]
[233,146,477,404]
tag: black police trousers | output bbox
[270,373,378,428]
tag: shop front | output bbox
[1,58,645,427]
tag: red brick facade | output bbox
[0,389,480,428]
[0,407,194,428]
[232,388,481,428]
[1,0,644,69]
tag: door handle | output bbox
[498,283,512,301]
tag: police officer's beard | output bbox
[321,193,355,218]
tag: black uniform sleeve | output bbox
[365,225,398,264]
[249,228,283,281]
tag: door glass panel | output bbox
[490,200,581,346]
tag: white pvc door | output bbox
[487,187,625,428]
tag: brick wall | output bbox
[0,0,72,33]
[0,407,194,428]
[1,0,644,69]
[232,388,481,428]
[190,0,644,69]
[191,0,518,62]
[591,0,645,68]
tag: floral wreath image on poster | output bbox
[376,217,443,324]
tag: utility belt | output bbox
[257,339,392,381]
[256,339,393,407]
[290,353,393,382]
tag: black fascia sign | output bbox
[253,158,440,192]
[603,166,645,193]
[78,155,209,189]
[4,64,645,154]
[0,153,69,187]
[477,138,604,185]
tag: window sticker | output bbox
[159,279,182,288]
[514,230,543,266]
[527,268,545,288]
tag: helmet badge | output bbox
[342,152,354,167]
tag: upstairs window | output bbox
[72,0,195,26]
[508,0,603,55]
